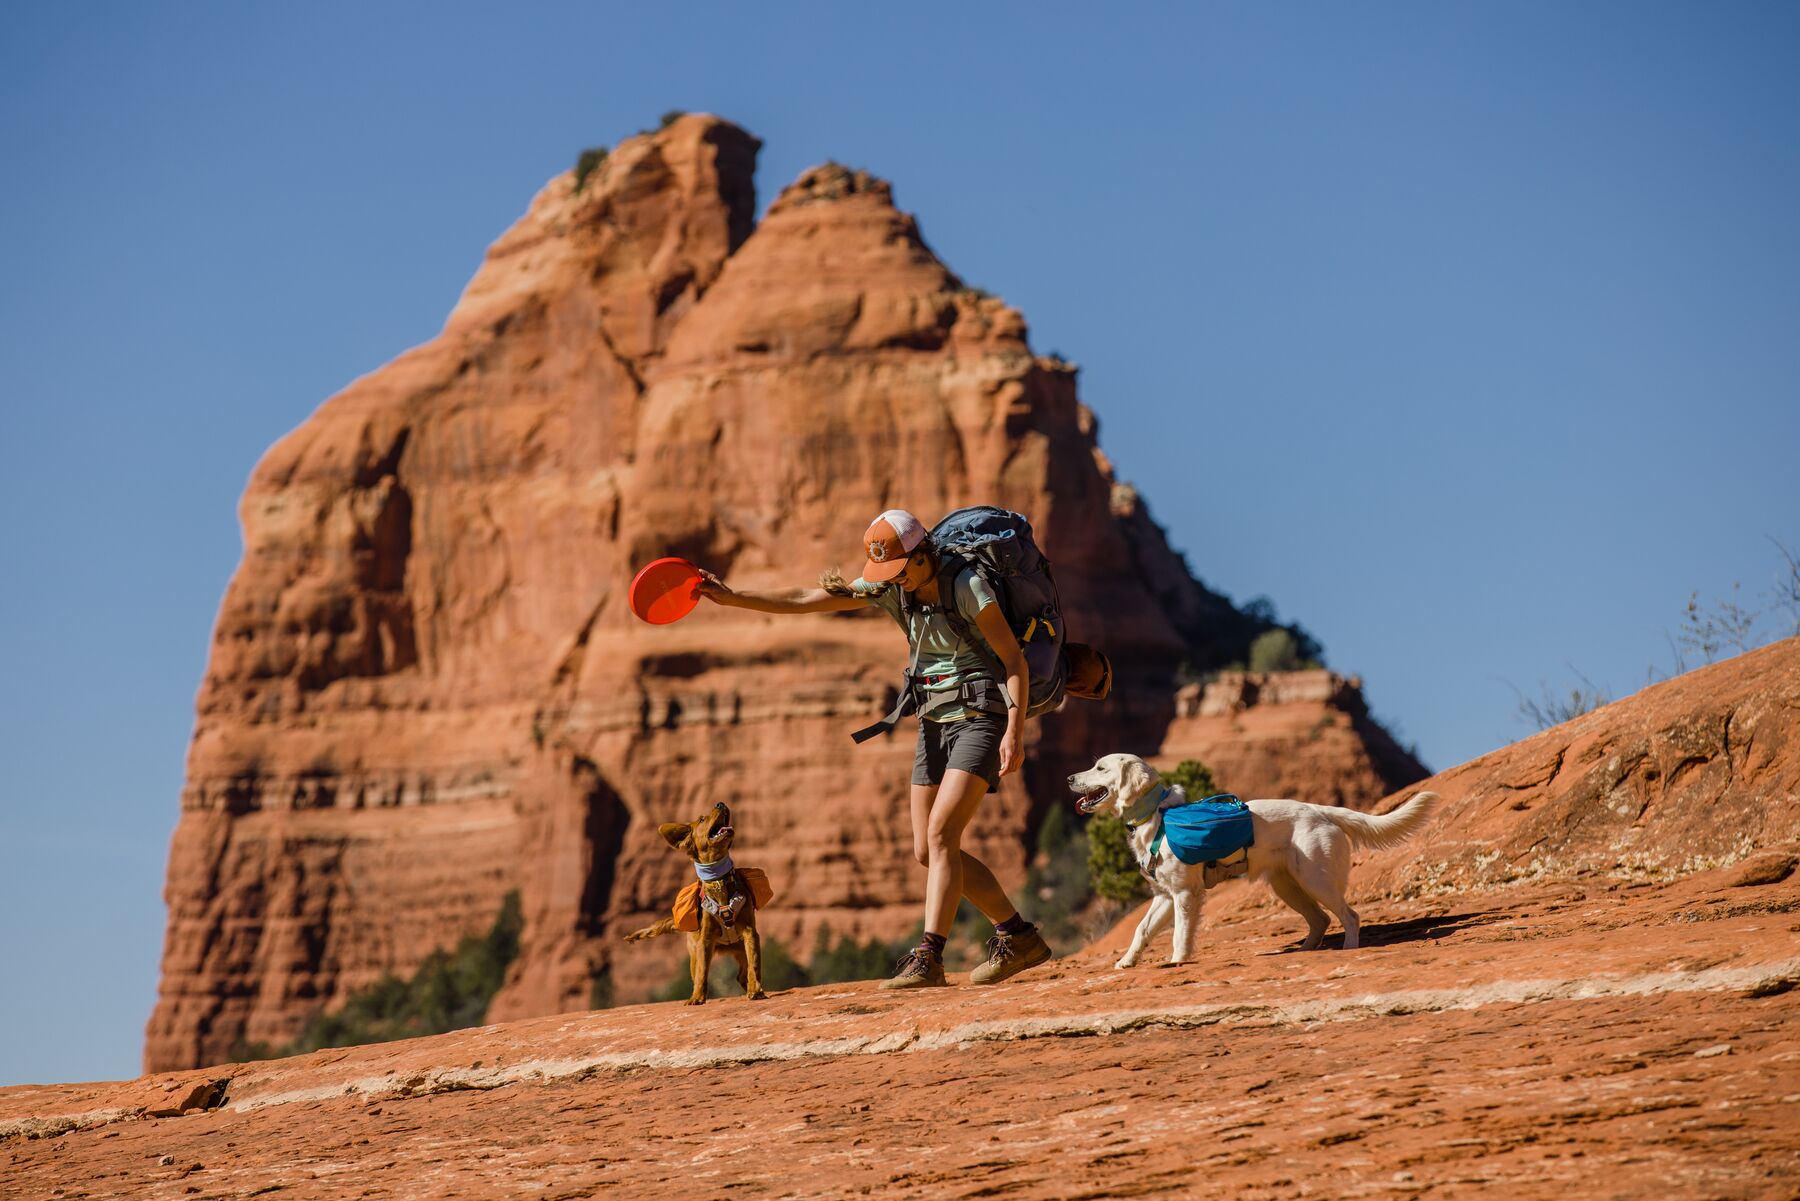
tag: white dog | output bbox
[1069,753,1439,966]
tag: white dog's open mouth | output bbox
[1073,786,1109,814]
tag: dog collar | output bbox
[695,856,735,881]
[1122,783,1171,828]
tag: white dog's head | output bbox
[1068,753,1161,817]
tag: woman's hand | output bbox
[696,567,733,605]
[999,715,1025,777]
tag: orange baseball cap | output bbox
[861,509,926,582]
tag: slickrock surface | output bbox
[1355,636,1799,897]
[10,863,1797,1199]
[149,113,1424,1070]
[24,643,1800,1195]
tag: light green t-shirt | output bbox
[854,571,1001,722]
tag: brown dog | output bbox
[623,802,774,1004]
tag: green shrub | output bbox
[572,147,608,194]
[659,110,687,130]
[1163,759,1218,798]
[1017,802,1094,946]
[658,954,740,1001]
[272,890,523,1056]
[1248,628,1321,672]
[807,925,909,983]
[1086,814,1146,905]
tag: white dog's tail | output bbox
[1321,790,1440,850]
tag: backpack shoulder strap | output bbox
[936,559,1016,716]
[935,558,1005,667]
[932,556,972,635]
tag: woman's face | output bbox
[898,551,936,593]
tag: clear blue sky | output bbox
[2,2,1795,1086]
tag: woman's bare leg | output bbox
[910,781,1017,930]
[911,780,1017,928]
[955,849,1016,925]
[919,770,1018,934]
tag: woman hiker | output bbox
[695,508,1053,989]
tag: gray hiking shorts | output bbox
[912,712,1004,792]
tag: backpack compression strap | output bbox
[851,678,920,743]
[851,616,929,743]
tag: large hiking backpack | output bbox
[851,506,1105,743]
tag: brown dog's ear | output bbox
[658,822,694,851]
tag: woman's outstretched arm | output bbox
[699,573,866,615]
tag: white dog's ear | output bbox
[1120,756,1155,799]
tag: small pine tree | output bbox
[807,924,912,984]
[753,937,808,991]
[1035,802,1074,857]
[1163,759,1219,798]
[1020,800,1095,946]
[280,890,524,1055]
[1086,814,1146,904]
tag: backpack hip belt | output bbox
[851,672,1009,744]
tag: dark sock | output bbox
[996,913,1032,938]
[919,931,947,958]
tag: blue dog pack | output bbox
[1151,793,1254,866]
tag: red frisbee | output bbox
[629,557,704,625]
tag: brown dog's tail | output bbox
[622,917,678,942]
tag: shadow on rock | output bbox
[1269,911,1493,953]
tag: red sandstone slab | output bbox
[5,872,1794,1199]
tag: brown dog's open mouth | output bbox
[706,807,733,842]
[1074,786,1109,814]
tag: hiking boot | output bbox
[969,926,1053,985]
[878,948,948,990]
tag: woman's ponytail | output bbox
[820,569,866,598]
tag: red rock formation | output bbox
[147,115,1424,1071]
[1154,669,1425,808]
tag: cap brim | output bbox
[862,556,909,582]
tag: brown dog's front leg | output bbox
[686,930,709,1005]
[742,924,768,1000]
